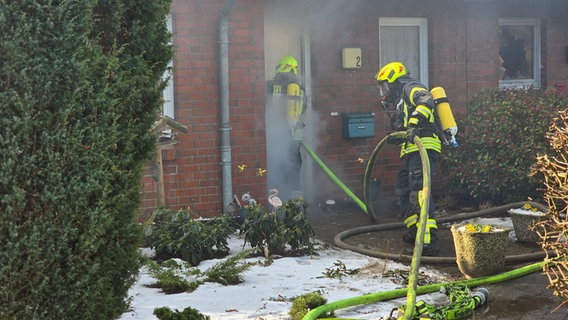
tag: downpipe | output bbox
[219,0,236,214]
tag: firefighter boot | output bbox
[422,227,440,256]
[405,239,439,256]
[404,220,439,256]
[402,214,418,245]
[402,226,417,245]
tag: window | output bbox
[498,18,541,89]
[379,18,428,87]
[162,15,174,118]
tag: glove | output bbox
[406,126,419,144]
[390,112,405,131]
[387,133,405,145]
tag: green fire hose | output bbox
[362,132,392,223]
[402,132,432,319]
[301,141,368,214]
[303,132,432,319]
[302,260,548,320]
[361,132,432,319]
[302,131,554,320]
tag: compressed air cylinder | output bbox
[286,82,304,139]
[286,82,303,122]
[431,86,458,147]
[431,87,456,132]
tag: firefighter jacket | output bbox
[395,79,442,158]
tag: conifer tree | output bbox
[0,1,172,319]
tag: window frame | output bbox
[379,17,429,88]
[162,14,175,118]
[498,18,541,90]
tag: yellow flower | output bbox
[464,223,493,233]
[465,224,477,232]
[520,203,541,213]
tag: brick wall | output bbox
[140,0,568,219]
[545,17,568,87]
[140,0,266,218]
[307,3,393,203]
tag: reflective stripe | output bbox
[427,218,438,229]
[408,86,427,105]
[404,214,418,228]
[400,136,441,157]
[415,105,433,120]
[401,87,440,158]
[423,218,438,245]
[404,216,437,244]
[423,226,431,244]
[406,192,438,245]
[272,84,283,94]
[408,117,419,126]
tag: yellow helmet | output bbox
[376,62,406,83]
[275,55,299,75]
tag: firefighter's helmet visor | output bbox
[378,81,390,97]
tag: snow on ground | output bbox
[119,233,453,320]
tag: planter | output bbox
[508,207,546,243]
[451,223,511,279]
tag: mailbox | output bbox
[342,112,375,139]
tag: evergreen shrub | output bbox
[153,306,211,320]
[289,292,329,320]
[0,1,172,319]
[148,209,237,266]
[145,259,202,294]
[442,87,568,205]
[240,198,315,256]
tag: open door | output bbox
[264,1,314,204]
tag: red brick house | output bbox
[139,0,568,218]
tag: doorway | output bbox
[264,1,314,204]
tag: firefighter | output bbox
[266,55,305,200]
[376,61,441,256]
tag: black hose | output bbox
[333,201,553,264]
[360,131,551,264]
[363,133,391,223]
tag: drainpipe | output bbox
[219,0,236,214]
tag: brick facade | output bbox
[140,0,568,219]
[140,0,267,218]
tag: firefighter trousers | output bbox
[395,150,440,246]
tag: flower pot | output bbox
[508,208,545,243]
[451,223,511,279]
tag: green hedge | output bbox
[443,87,568,205]
[0,1,172,319]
